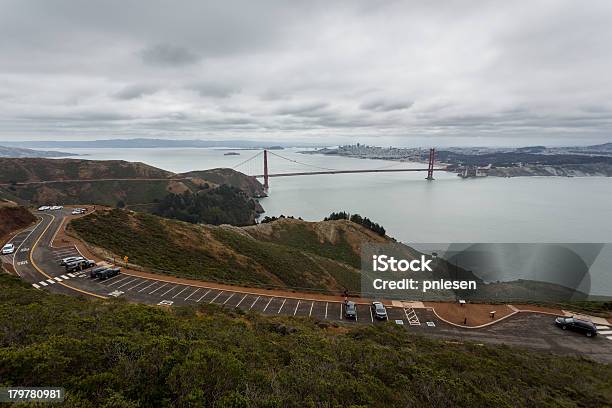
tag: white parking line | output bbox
[127,280,148,291]
[184,288,200,301]
[149,282,168,294]
[596,325,609,330]
[278,298,286,314]
[138,281,158,293]
[250,296,260,310]
[99,274,121,283]
[196,289,211,302]
[172,286,189,299]
[309,301,314,317]
[67,273,76,278]
[107,276,130,287]
[116,278,139,289]
[60,275,69,279]
[54,277,63,282]
[209,291,224,304]
[39,281,48,286]
[46,279,55,284]
[325,302,328,319]
[599,330,612,335]
[160,285,177,297]
[236,294,249,308]
[263,297,274,311]
[223,293,235,305]
[370,307,374,323]
[340,303,343,319]
[607,336,612,341]
[32,283,40,289]
[294,300,300,316]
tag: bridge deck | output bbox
[255,168,446,177]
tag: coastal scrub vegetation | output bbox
[153,186,259,226]
[325,211,386,236]
[0,273,610,407]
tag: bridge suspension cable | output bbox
[232,151,263,173]
[267,151,338,172]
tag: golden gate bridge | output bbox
[232,148,443,192]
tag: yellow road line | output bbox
[29,213,108,300]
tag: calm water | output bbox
[50,147,612,296]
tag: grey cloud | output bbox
[138,44,200,67]
[190,82,238,98]
[360,99,414,112]
[275,102,329,116]
[0,0,612,144]
[113,84,158,100]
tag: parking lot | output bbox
[84,272,433,326]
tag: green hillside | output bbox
[0,273,610,407]
[69,209,363,292]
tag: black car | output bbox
[344,301,356,319]
[65,259,96,272]
[90,266,109,279]
[554,316,598,337]
[97,268,120,280]
[371,301,388,320]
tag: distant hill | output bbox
[180,168,265,197]
[0,158,265,225]
[0,157,173,183]
[0,145,77,158]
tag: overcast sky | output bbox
[1,0,611,146]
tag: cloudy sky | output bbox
[1,0,611,145]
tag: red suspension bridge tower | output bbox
[263,149,269,192]
[426,148,435,180]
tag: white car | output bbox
[1,243,15,255]
[38,206,50,211]
[50,205,64,210]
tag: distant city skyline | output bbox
[1,1,612,145]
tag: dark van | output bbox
[97,268,120,280]
[90,266,109,279]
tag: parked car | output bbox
[344,300,357,319]
[371,301,388,320]
[65,259,96,272]
[97,267,120,280]
[90,266,109,279]
[37,205,50,211]
[1,243,15,255]
[59,256,84,266]
[50,205,64,210]
[554,316,598,337]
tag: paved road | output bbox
[5,209,612,363]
